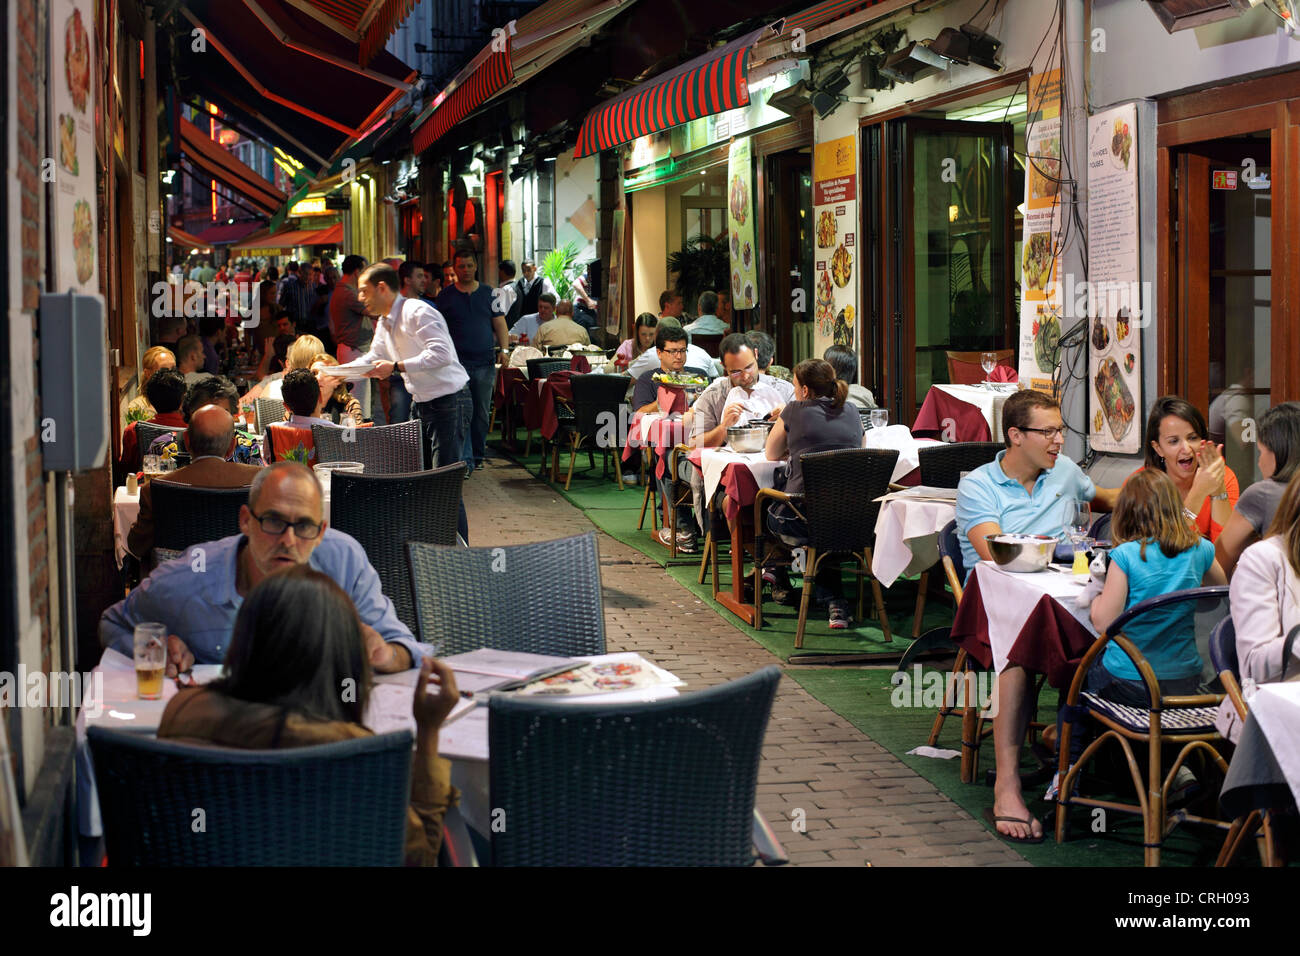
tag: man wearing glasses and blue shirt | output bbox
[955,389,1118,844]
[100,463,426,675]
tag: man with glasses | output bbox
[100,462,425,676]
[955,389,1118,843]
[687,334,792,450]
[632,324,698,551]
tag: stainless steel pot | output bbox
[726,423,771,453]
[984,534,1057,573]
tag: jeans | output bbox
[653,448,696,533]
[387,374,412,424]
[461,363,497,468]
[415,386,473,541]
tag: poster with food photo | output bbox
[727,137,758,310]
[47,0,98,293]
[812,136,858,356]
[1086,103,1142,453]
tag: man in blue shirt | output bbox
[955,389,1117,842]
[100,462,426,675]
[436,248,508,471]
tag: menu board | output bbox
[812,135,858,355]
[1086,103,1142,454]
[727,137,758,310]
[48,0,99,293]
[1016,70,1065,395]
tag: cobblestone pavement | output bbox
[464,457,1026,866]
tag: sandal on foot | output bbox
[981,806,1045,844]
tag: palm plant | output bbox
[540,242,582,301]
[667,236,729,315]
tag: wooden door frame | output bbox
[763,151,811,364]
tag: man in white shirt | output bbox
[509,294,554,343]
[496,259,520,327]
[356,263,472,538]
[514,259,556,319]
[683,291,729,337]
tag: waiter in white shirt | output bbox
[354,263,472,539]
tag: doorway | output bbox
[764,151,812,365]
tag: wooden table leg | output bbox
[715,502,757,626]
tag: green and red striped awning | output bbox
[411,47,515,155]
[573,28,767,158]
[779,0,887,34]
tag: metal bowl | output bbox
[726,424,770,453]
[984,533,1057,573]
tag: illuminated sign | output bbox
[289,197,329,216]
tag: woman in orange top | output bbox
[1131,395,1238,542]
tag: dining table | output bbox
[913,383,1017,443]
[1220,682,1300,853]
[870,488,958,588]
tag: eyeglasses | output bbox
[727,362,758,378]
[661,347,688,356]
[250,511,322,539]
[1017,426,1066,440]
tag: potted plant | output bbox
[667,235,729,316]
[540,241,583,301]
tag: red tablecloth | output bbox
[950,568,1096,689]
[494,366,526,410]
[686,449,767,523]
[913,387,993,442]
[538,373,576,439]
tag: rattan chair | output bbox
[488,666,782,866]
[149,480,248,554]
[1054,586,1235,866]
[88,726,412,866]
[254,396,286,432]
[329,465,463,635]
[551,374,628,490]
[752,448,898,648]
[525,357,569,381]
[135,421,187,457]
[917,441,1003,488]
[406,532,605,656]
[313,420,423,474]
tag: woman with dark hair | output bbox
[762,359,864,628]
[1137,395,1238,542]
[158,565,460,865]
[615,313,658,368]
[1216,401,1300,576]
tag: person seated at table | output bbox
[533,298,591,351]
[749,330,793,385]
[761,359,865,626]
[313,354,365,424]
[244,334,325,404]
[126,405,262,560]
[183,375,241,422]
[1135,395,1238,543]
[126,346,176,422]
[157,565,459,866]
[1216,401,1300,577]
[101,462,427,675]
[615,313,658,369]
[823,345,876,409]
[688,334,786,449]
[955,388,1119,842]
[683,291,729,337]
[119,367,189,475]
[281,368,341,430]
[1215,468,1300,742]
[633,324,698,552]
[508,292,554,344]
[626,317,718,380]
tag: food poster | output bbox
[812,135,858,355]
[1086,103,1141,454]
[48,0,98,293]
[1017,70,1065,394]
[727,137,758,310]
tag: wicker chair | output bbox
[148,480,248,554]
[525,357,570,381]
[88,726,413,866]
[488,666,782,866]
[329,465,464,635]
[406,532,605,656]
[254,396,286,432]
[1054,586,1235,866]
[135,421,187,456]
[917,441,1003,488]
[551,374,629,490]
[313,420,423,474]
[752,448,898,648]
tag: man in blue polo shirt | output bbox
[955,389,1117,843]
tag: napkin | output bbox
[988,364,1018,383]
[725,383,783,420]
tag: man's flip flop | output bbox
[982,806,1045,844]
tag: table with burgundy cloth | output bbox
[913,383,1016,443]
[951,560,1098,690]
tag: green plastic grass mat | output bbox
[787,666,1241,867]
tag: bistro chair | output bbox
[329,465,464,636]
[1054,586,1235,866]
[689,332,724,356]
[1090,512,1113,544]
[134,422,187,469]
[262,422,316,464]
[637,448,660,532]
[664,443,698,560]
[752,448,898,648]
[917,441,1003,488]
[88,726,413,866]
[254,396,286,433]
[148,480,247,558]
[525,357,569,381]
[313,420,422,474]
[551,374,629,491]
[406,532,605,656]
[945,349,1015,386]
[488,666,784,866]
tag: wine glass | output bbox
[1067,500,1092,568]
[980,352,997,385]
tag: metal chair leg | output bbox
[913,569,929,638]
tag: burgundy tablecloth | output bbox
[538,374,576,440]
[950,569,1097,689]
[913,387,992,442]
[494,366,525,410]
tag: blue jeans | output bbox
[387,374,412,424]
[415,386,472,541]
[461,363,497,468]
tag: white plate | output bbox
[329,362,378,379]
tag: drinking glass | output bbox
[869,408,889,430]
[142,454,161,475]
[1067,501,1092,573]
[981,352,997,384]
[133,623,167,700]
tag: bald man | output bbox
[125,405,262,560]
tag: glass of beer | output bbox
[133,623,167,700]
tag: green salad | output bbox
[652,372,709,387]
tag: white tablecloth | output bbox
[695,447,781,504]
[113,487,140,568]
[871,493,958,586]
[973,561,1097,673]
[1247,682,1300,811]
[932,383,1015,442]
[863,425,942,483]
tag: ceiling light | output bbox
[1145,0,1252,33]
